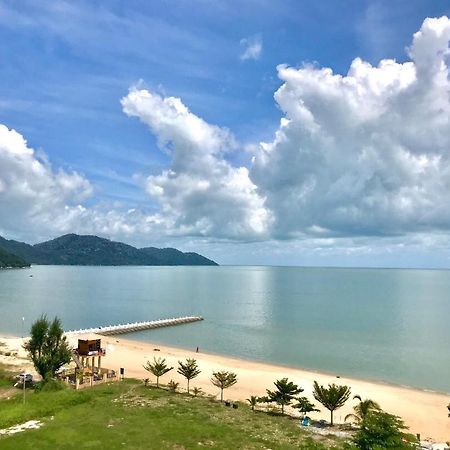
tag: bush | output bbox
[167,380,179,392]
[34,379,66,392]
[352,410,417,449]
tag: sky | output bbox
[1,0,450,267]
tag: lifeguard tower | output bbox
[60,338,116,388]
[74,339,105,372]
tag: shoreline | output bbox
[75,333,450,442]
[1,333,449,442]
[131,335,450,397]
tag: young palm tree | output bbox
[344,395,380,423]
[143,357,173,388]
[210,370,237,402]
[177,358,201,394]
[312,381,351,426]
[246,395,259,411]
[266,378,304,414]
[292,396,320,418]
[192,387,203,397]
[167,379,179,392]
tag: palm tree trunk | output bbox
[281,404,284,414]
[330,409,333,426]
[156,376,159,388]
[187,379,190,394]
[220,388,223,402]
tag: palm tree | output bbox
[192,387,203,397]
[312,381,351,426]
[177,358,201,394]
[167,379,179,392]
[210,370,237,402]
[265,378,304,414]
[143,357,173,388]
[246,395,259,411]
[344,395,380,423]
[292,396,320,418]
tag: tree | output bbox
[345,395,380,424]
[177,358,201,394]
[293,396,320,418]
[143,357,173,387]
[312,381,351,426]
[353,410,416,449]
[246,395,259,411]
[24,315,71,382]
[167,379,179,392]
[192,387,203,397]
[265,378,304,414]
[210,370,237,402]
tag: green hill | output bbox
[0,246,30,268]
[0,234,218,266]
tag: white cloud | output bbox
[121,88,272,240]
[240,34,263,61]
[251,16,450,240]
[0,124,165,243]
[4,16,450,266]
[0,124,92,237]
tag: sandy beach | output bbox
[1,333,449,443]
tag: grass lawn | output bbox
[0,379,349,449]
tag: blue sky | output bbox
[1,0,450,267]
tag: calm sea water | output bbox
[0,265,449,392]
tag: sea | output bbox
[0,265,449,393]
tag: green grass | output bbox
[0,363,15,388]
[0,380,349,449]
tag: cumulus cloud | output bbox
[251,16,450,239]
[4,16,450,263]
[0,124,166,243]
[0,124,92,237]
[121,88,271,239]
[240,34,263,61]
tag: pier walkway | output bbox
[66,316,203,336]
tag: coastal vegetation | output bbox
[210,370,238,402]
[0,368,421,449]
[177,358,201,393]
[143,357,173,387]
[246,395,259,411]
[0,378,349,449]
[293,396,320,417]
[0,317,426,447]
[0,233,218,266]
[313,382,351,426]
[24,316,71,383]
[0,246,29,268]
[263,377,304,414]
[344,395,380,424]
[352,410,414,449]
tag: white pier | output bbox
[67,316,203,336]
